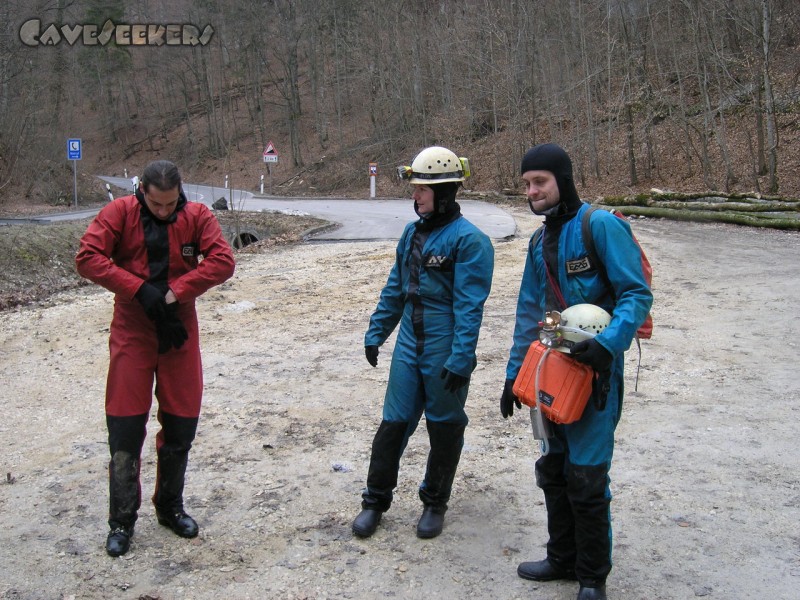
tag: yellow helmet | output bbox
[397,146,470,184]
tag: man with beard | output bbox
[501,143,652,600]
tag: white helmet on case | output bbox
[539,303,612,352]
[397,146,469,184]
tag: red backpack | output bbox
[581,206,653,340]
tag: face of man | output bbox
[412,184,435,216]
[521,170,560,214]
[142,184,181,220]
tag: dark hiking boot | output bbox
[106,526,133,557]
[352,509,382,538]
[156,510,199,538]
[517,558,577,581]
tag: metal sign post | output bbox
[67,138,82,207]
[369,162,377,198]
[263,141,279,196]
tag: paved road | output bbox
[0,176,517,241]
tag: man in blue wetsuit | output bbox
[352,146,494,540]
[500,143,652,600]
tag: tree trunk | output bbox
[762,0,779,193]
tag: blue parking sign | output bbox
[67,138,82,160]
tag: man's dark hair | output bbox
[141,160,182,192]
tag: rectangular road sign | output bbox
[67,138,82,160]
[263,155,279,163]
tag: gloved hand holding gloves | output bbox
[136,283,188,354]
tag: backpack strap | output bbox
[530,225,544,249]
[581,206,608,288]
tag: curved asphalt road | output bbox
[0,176,518,241]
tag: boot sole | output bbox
[517,567,577,582]
[105,543,130,557]
[352,526,378,538]
[416,528,443,539]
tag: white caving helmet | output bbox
[539,303,612,353]
[397,146,470,184]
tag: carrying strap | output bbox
[532,226,568,310]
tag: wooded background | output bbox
[1,0,798,205]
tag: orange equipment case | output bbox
[513,341,594,425]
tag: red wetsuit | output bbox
[77,191,235,532]
[76,194,235,419]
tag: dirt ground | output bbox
[0,205,798,600]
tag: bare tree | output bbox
[761,0,779,192]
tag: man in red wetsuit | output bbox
[76,160,235,557]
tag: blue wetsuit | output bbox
[362,210,494,512]
[507,202,652,587]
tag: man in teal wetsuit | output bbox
[500,143,653,600]
[352,146,494,540]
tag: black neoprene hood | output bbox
[520,143,580,208]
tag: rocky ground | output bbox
[0,205,798,600]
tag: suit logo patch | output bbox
[566,256,592,274]
[181,243,197,257]
[424,255,453,270]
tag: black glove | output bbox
[440,368,469,393]
[155,320,174,354]
[571,339,613,371]
[135,282,168,321]
[500,378,521,418]
[365,345,379,367]
[155,304,188,354]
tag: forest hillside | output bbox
[1,0,799,208]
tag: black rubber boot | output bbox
[416,505,446,539]
[417,420,466,539]
[106,414,147,557]
[518,558,577,581]
[354,420,409,537]
[535,453,577,569]
[153,412,199,538]
[568,462,612,590]
[352,509,382,538]
[577,585,608,600]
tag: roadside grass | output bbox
[0,220,93,310]
[0,211,329,311]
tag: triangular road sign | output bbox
[263,141,278,156]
